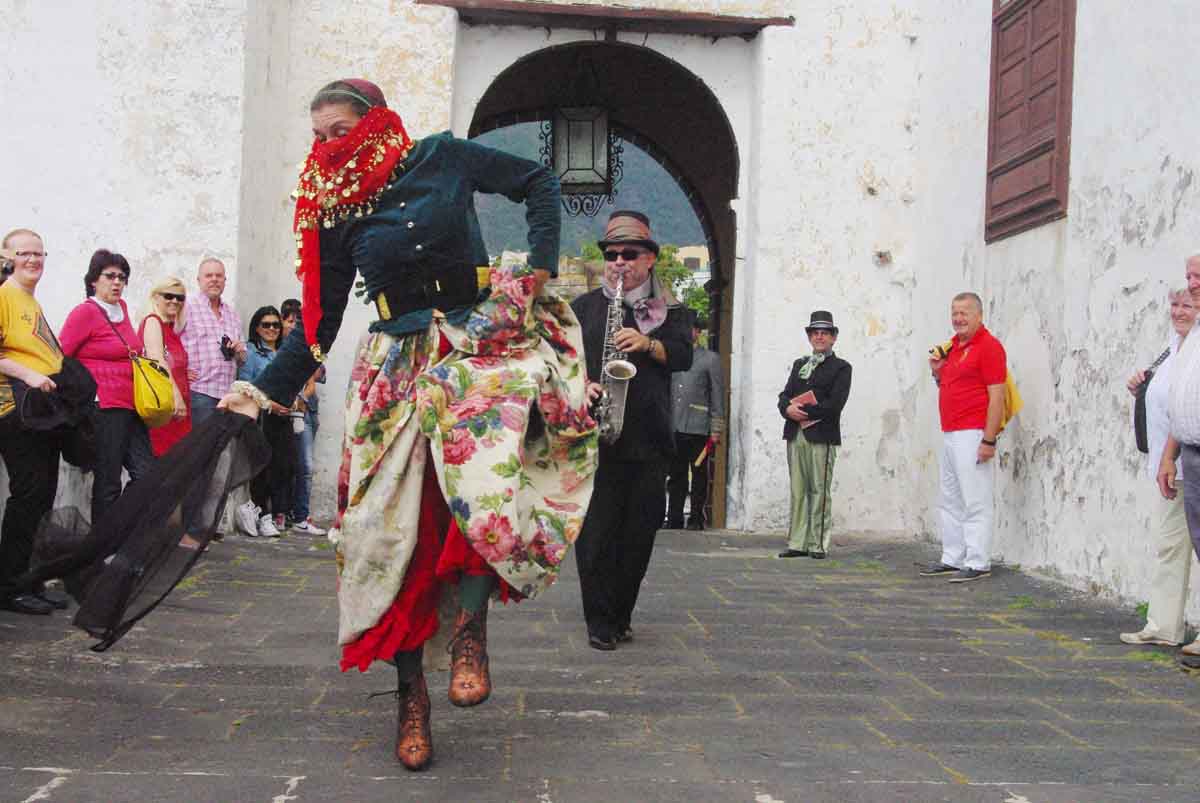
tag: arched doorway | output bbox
[468,41,739,526]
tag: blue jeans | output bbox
[292,409,317,521]
[190,392,220,426]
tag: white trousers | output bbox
[1143,489,1191,643]
[938,429,994,571]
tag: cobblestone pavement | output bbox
[2,528,1199,802]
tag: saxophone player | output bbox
[571,211,694,650]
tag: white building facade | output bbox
[2,0,1199,612]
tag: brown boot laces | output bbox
[448,612,486,667]
[369,678,430,737]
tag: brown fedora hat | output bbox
[597,210,660,255]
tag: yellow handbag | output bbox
[106,317,175,429]
[130,353,174,428]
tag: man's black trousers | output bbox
[574,458,666,642]
[0,414,61,600]
[666,433,709,526]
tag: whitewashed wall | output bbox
[911,0,1200,611]
[734,2,923,535]
[0,0,251,515]
[246,0,462,518]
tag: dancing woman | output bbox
[219,79,597,770]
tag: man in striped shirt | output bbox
[180,258,245,425]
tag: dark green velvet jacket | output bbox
[255,132,561,405]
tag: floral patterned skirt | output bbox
[332,265,598,669]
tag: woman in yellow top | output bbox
[0,228,66,615]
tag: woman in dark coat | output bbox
[218,79,596,771]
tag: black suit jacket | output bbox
[571,288,693,462]
[777,352,852,445]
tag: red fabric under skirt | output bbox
[339,449,518,671]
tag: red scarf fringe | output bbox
[292,107,413,351]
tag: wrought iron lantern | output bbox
[538,64,624,217]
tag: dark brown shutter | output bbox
[985,0,1075,242]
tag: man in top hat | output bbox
[777,311,852,559]
[666,311,725,530]
[570,210,693,650]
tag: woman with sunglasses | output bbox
[234,306,295,538]
[137,278,191,456]
[60,249,156,525]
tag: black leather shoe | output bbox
[665,520,685,530]
[809,551,827,560]
[35,589,70,610]
[778,549,808,558]
[686,520,704,531]
[588,633,617,651]
[615,625,633,643]
[3,594,54,615]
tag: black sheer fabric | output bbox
[22,411,269,651]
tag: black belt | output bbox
[373,264,485,321]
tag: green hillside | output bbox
[473,123,706,257]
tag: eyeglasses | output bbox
[603,249,646,262]
[259,321,282,330]
[159,292,185,302]
[15,251,47,260]
[100,271,127,282]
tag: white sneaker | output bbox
[236,502,261,537]
[292,518,327,536]
[257,513,282,538]
[1119,628,1180,646]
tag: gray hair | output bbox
[952,291,983,313]
[1169,286,1192,302]
[197,257,225,275]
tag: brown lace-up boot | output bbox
[395,671,433,771]
[448,607,491,707]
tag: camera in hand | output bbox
[219,335,236,361]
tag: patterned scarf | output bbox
[292,107,414,357]
[798,350,828,380]
[601,272,670,334]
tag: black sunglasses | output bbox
[159,292,185,302]
[259,321,282,330]
[603,249,646,262]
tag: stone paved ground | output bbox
[2,528,1200,803]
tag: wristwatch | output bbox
[981,437,997,447]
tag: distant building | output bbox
[676,245,709,274]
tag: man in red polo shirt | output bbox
[920,292,1007,582]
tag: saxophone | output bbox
[595,275,638,444]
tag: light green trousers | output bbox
[786,437,838,552]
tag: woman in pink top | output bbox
[59,250,156,523]
[137,276,191,456]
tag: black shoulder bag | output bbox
[1134,347,1172,454]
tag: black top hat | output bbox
[805,310,838,334]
